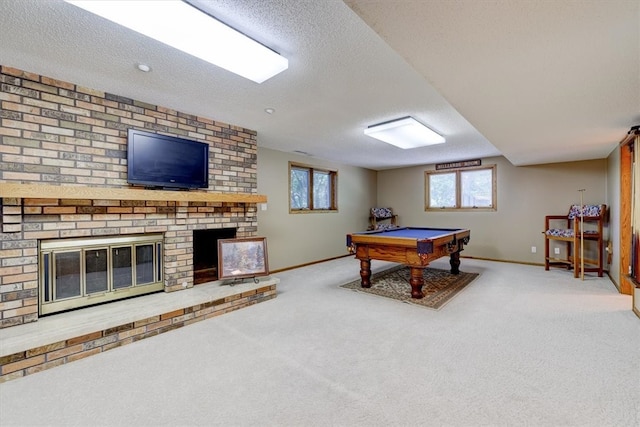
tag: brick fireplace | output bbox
[0,65,266,329]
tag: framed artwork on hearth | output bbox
[218,237,269,280]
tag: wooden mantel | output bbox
[0,183,267,204]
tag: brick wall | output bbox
[0,66,259,329]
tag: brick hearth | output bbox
[0,276,278,383]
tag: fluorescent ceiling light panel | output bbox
[65,0,288,83]
[364,116,445,149]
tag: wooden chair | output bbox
[544,204,606,277]
[368,207,398,230]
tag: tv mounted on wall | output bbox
[127,129,209,190]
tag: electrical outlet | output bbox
[531,246,536,253]
[554,248,560,255]
[182,281,188,288]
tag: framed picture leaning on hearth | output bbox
[217,237,269,281]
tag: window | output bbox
[425,165,496,211]
[289,162,337,212]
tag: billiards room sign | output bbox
[435,159,481,170]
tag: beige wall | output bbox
[257,147,377,271]
[257,149,612,270]
[376,156,608,265]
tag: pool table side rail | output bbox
[350,227,464,237]
[346,228,470,255]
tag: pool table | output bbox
[346,227,471,299]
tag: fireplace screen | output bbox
[40,234,164,315]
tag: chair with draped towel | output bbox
[369,207,398,230]
[544,204,606,277]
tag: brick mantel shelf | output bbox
[0,183,267,204]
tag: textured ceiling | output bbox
[0,0,638,170]
[345,0,640,166]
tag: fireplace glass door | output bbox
[54,251,82,300]
[112,246,133,289]
[40,234,164,315]
[86,249,108,294]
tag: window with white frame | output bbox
[289,162,337,212]
[425,165,496,211]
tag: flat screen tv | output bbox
[127,129,209,190]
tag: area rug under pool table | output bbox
[340,265,479,310]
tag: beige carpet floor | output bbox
[1,257,639,426]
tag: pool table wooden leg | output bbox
[409,267,425,299]
[449,252,461,274]
[359,259,371,288]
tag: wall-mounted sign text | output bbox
[435,159,481,170]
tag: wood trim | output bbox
[619,135,635,294]
[0,183,267,204]
[268,254,353,274]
